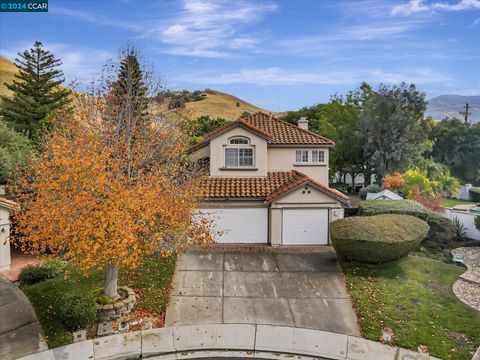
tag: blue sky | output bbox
[1,0,479,111]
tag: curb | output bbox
[17,324,441,360]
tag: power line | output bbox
[459,103,471,124]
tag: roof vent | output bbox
[297,117,309,130]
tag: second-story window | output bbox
[225,137,254,168]
[312,150,325,163]
[296,150,309,163]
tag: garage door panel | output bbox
[283,209,329,245]
[195,208,268,244]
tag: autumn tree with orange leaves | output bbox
[14,48,211,300]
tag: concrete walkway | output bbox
[165,249,360,336]
[451,247,480,311]
[0,276,48,360]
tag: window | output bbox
[229,137,249,144]
[296,150,309,163]
[312,150,325,163]
[225,137,254,168]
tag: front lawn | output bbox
[341,256,480,360]
[441,198,476,208]
[22,253,176,348]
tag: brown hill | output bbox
[0,55,18,97]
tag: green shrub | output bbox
[425,211,457,245]
[330,214,430,263]
[58,292,97,331]
[470,187,480,202]
[358,200,429,221]
[359,184,382,199]
[19,259,65,285]
[475,216,480,231]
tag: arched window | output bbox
[229,137,249,145]
[225,137,254,167]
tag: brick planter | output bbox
[96,287,136,321]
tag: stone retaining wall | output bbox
[18,324,442,360]
[96,287,136,321]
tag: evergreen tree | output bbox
[1,41,71,142]
[105,49,149,130]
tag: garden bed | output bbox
[341,255,480,360]
[22,254,176,348]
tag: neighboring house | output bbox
[0,198,20,272]
[366,190,404,201]
[189,112,350,246]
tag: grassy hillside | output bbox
[183,89,269,120]
[0,55,18,97]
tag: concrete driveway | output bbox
[165,249,360,336]
[0,276,48,360]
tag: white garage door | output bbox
[282,209,329,245]
[195,208,268,243]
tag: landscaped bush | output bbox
[330,214,430,263]
[359,184,382,199]
[470,187,480,202]
[58,292,97,331]
[475,216,480,231]
[358,199,429,221]
[19,259,64,285]
[425,211,457,245]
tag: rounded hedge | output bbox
[58,292,97,331]
[330,214,430,264]
[358,200,429,221]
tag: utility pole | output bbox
[459,103,471,124]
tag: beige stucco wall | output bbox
[0,207,11,271]
[269,185,344,245]
[209,127,268,177]
[267,147,330,184]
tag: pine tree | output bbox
[105,49,149,129]
[1,41,71,142]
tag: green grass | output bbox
[341,256,480,360]
[22,254,176,348]
[441,198,476,208]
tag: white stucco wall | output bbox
[0,207,11,271]
[267,147,330,185]
[209,127,268,177]
[269,184,344,245]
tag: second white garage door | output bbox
[196,208,268,243]
[282,209,329,245]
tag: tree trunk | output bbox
[104,263,120,300]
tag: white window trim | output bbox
[294,149,327,165]
[224,137,255,168]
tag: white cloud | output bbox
[145,0,277,57]
[177,66,452,86]
[392,0,480,16]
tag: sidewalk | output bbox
[0,276,48,360]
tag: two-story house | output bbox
[189,112,350,246]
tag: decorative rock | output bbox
[72,329,87,343]
[96,287,136,321]
[118,321,129,331]
[97,321,113,337]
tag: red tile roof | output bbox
[198,171,349,204]
[190,112,335,153]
